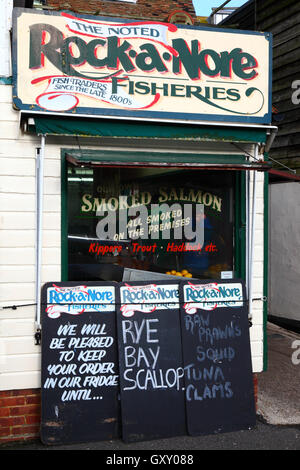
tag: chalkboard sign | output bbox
[116,281,186,442]
[40,281,120,445]
[180,279,256,435]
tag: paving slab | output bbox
[256,322,300,425]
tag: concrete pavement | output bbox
[1,421,300,450]
[256,322,300,425]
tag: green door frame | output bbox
[61,152,68,283]
[234,171,247,280]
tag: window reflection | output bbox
[67,166,234,281]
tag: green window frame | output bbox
[61,149,247,283]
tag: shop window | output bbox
[66,165,234,282]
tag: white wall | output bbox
[269,182,300,323]
[0,82,266,390]
[249,170,265,373]
[0,0,13,77]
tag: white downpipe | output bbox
[249,145,258,319]
[35,135,45,331]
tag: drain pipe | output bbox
[248,145,258,321]
[35,135,45,344]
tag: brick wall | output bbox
[0,379,258,445]
[0,389,41,445]
[45,0,196,22]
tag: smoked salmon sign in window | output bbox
[67,168,234,282]
[12,8,272,124]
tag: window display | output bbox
[67,165,234,281]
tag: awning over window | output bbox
[269,169,300,183]
[66,150,271,171]
[30,116,268,143]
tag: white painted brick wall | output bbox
[0,83,266,390]
[0,0,13,77]
[248,170,265,372]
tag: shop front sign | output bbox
[13,8,272,124]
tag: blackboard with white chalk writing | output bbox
[180,279,256,435]
[116,281,186,443]
[40,282,120,445]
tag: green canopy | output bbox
[32,116,268,143]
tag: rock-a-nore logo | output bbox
[13,9,271,121]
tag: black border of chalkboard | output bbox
[179,278,256,436]
[116,280,187,443]
[40,281,121,445]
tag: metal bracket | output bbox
[34,328,41,346]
